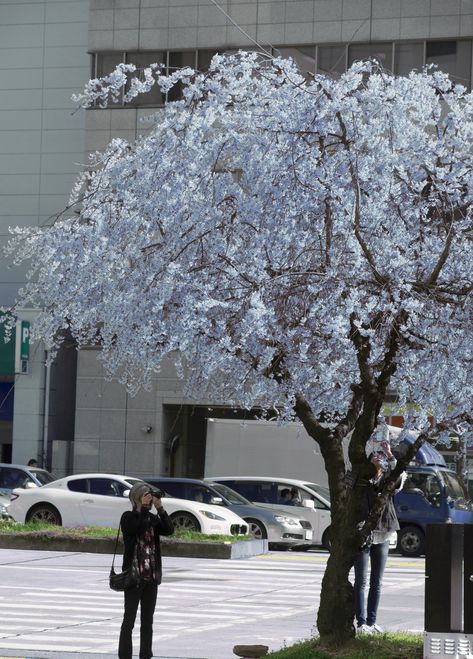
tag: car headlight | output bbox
[199,510,226,521]
[274,515,298,526]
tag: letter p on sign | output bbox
[15,319,30,373]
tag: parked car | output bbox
[0,463,55,517]
[6,473,248,536]
[142,476,313,549]
[392,434,473,557]
[208,476,331,549]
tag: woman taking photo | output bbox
[119,482,174,659]
[354,439,404,634]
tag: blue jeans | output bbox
[353,540,390,627]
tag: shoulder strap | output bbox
[111,526,121,570]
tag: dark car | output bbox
[142,476,313,549]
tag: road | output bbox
[0,548,424,658]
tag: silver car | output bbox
[207,476,331,549]
[0,463,55,519]
[142,477,313,549]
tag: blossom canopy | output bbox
[6,53,473,430]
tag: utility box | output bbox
[424,524,473,657]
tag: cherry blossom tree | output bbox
[4,53,473,644]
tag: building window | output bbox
[92,39,473,109]
[197,48,255,72]
[167,51,197,102]
[394,42,424,76]
[96,52,125,78]
[125,51,166,107]
[426,40,472,88]
[348,42,393,72]
[276,46,316,78]
[95,52,126,104]
[197,49,219,72]
[316,45,346,78]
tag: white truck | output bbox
[204,417,331,485]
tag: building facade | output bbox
[1,0,472,478]
[0,0,89,468]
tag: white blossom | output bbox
[3,54,473,436]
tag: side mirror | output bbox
[302,499,315,509]
[25,482,37,489]
[123,489,130,498]
[209,496,223,505]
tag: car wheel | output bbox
[398,525,425,557]
[322,526,332,552]
[244,518,267,540]
[169,511,201,532]
[26,504,62,526]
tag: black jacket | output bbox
[120,506,174,585]
[361,468,402,534]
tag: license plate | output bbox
[305,530,313,540]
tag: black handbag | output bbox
[109,527,140,591]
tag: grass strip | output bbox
[0,520,251,543]
[267,633,423,658]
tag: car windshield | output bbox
[30,469,55,485]
[211,482,251,505]
[304,483,330,501]
[441,471,470,503]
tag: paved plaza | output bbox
[0,548,424,658]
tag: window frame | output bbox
[90,39,473,110]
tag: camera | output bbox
[373,451,388,471]
[149,487,165,499]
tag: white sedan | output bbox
[7,473,249,536]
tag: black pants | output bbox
[118,580,158,659]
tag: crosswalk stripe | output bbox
[0,551,424,656]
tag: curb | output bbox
[0,654,196,659]
[0,534,268,559]
[0,654,198,659]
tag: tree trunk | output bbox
[317,541,357,645]
[294,399,359,645]
[294,392,381,646]
[316,476,368,646]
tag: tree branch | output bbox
[426,222,455,286]
[349,313,375,390]
[333,383,364,441]
[375,310,407,396]
[334,110,388,286]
